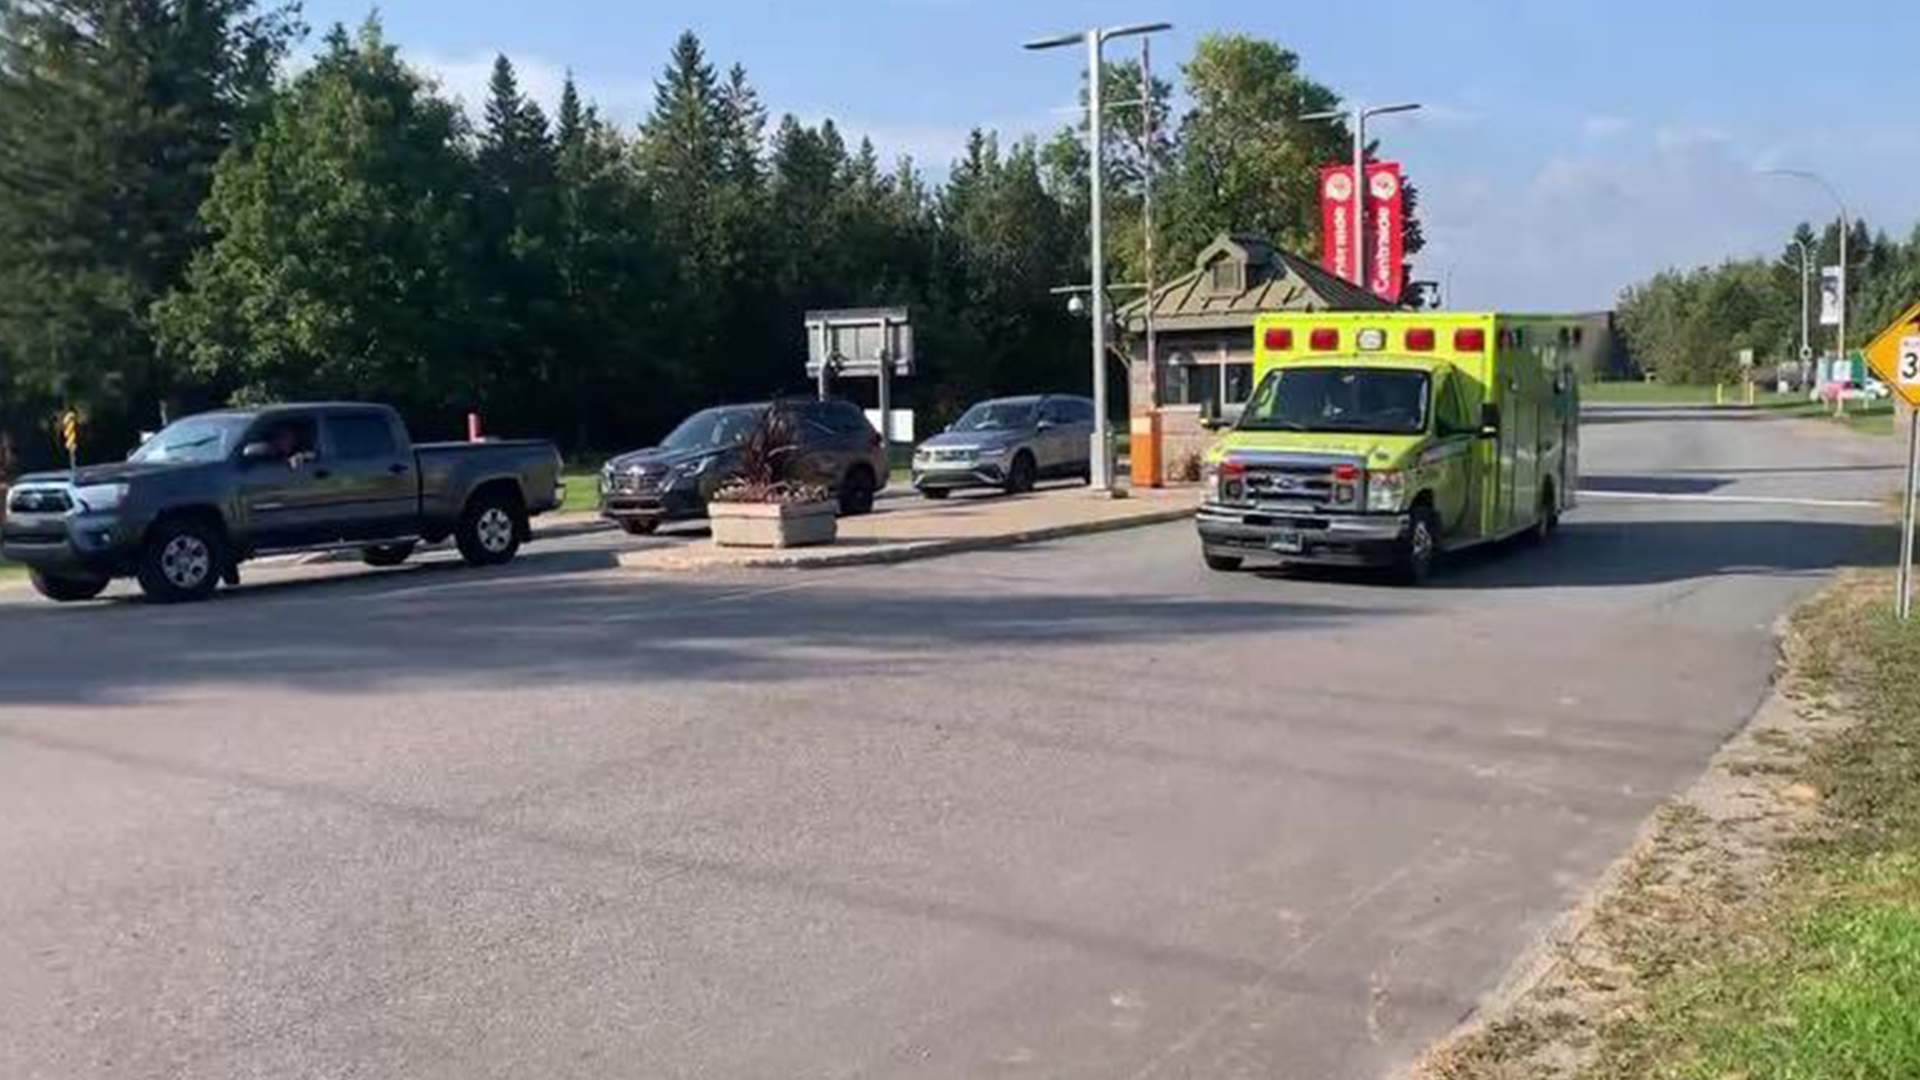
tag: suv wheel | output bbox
[456,491,523,566]
[136,518,224,603]
[839,467,877,516]
[30,570,110,603]
[620,519,660,536]
[1005,452,1037,495]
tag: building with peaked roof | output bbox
[1116,233,1396,484]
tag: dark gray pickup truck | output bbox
[2,402,564,603]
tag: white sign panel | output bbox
[1900,336,1920,387]
[1820,266,1843,327]
[865,409,914,444]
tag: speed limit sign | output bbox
[1865,301,1920,407]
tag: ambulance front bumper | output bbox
[1197,503,1410,565]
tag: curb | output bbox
[621,506,1195,573]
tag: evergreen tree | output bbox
[0,0,299,451]
[475,54,563,431]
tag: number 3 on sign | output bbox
[1903,336,1920,385]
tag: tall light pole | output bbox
[1787,237,1814,380]
[1302,102,1421,291]
[1026,20,1172,494]
[1761,169,1851,384]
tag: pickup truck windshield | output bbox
[952,401,1035,432]
[1238,368,1431,436]
[129,416,251,464]
[661,406,762,452]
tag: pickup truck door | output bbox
[236,414,333,549]
[321,411,419,540]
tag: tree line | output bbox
[0,3,1418,470]
[1616,219,1920,384]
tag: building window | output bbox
[1160,358,1256,409]
[1209,261,1241,295]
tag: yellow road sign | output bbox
[60,410,79,454]
[1865,299,1920,408]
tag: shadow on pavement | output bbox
[1438,516,1893,589]
[0,555,1389,705]
[1580,474,1733,496]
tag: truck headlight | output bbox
[1366,470,1408,513]
[72,483,128,513]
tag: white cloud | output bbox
[1581,114,1631,141]
[1424,126,1799,311]
[408,50,653,126]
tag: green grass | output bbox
[560,468,600,515]
[1578,579,1920,1080]
[0,559,24,579]
[1582,381,1722,405]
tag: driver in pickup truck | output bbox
[264,421,314,465]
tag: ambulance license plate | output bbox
[1268,530,1304,554]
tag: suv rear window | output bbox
[800,401,872,437]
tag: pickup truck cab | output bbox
[2,403,564,603]
[1197,313,1580,583]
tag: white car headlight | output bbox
[1366,470,1408,513]
[72,483,129,513]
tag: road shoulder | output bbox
[1410,571,1917,1079]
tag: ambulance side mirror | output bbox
[1478,403,1502,438]
[1199,398,1226,431]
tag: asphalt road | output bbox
[0,406,1900,1080]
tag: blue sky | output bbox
[298,0,1918,312]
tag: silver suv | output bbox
[911,394,1094,498]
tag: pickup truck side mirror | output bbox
[1478,403,1502,438]
[240,440,277,462]
[1036,418,1055,431]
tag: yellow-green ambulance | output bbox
[1196,312,1582,583]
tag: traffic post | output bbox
[1863,299,1920,619]
[60,410,79,472]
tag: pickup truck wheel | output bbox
[362,542,416,567]
[1203,551,1243,573]
[1396,507,1441,586]
[456,494,522,566]
[29,570,110,602]
[136,519,223,603]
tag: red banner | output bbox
[1366,162,1405,304]
[1320,165,1357,282]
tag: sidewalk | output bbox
[616,485,1197,572]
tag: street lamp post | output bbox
[1025,21,1172,494]
[1761,169,1850,400]
[1789,237,1813,381]
[1302,102,1421,291]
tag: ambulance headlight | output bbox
[1366,470,1408,512]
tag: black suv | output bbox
[599,398,889,534]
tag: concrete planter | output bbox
[709,499,838,548]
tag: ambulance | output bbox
[1196,312,1581,583]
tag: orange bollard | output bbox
[1130,412,1163,488]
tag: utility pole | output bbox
[1025,21,1172,494]
[1140,37,1158,405]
